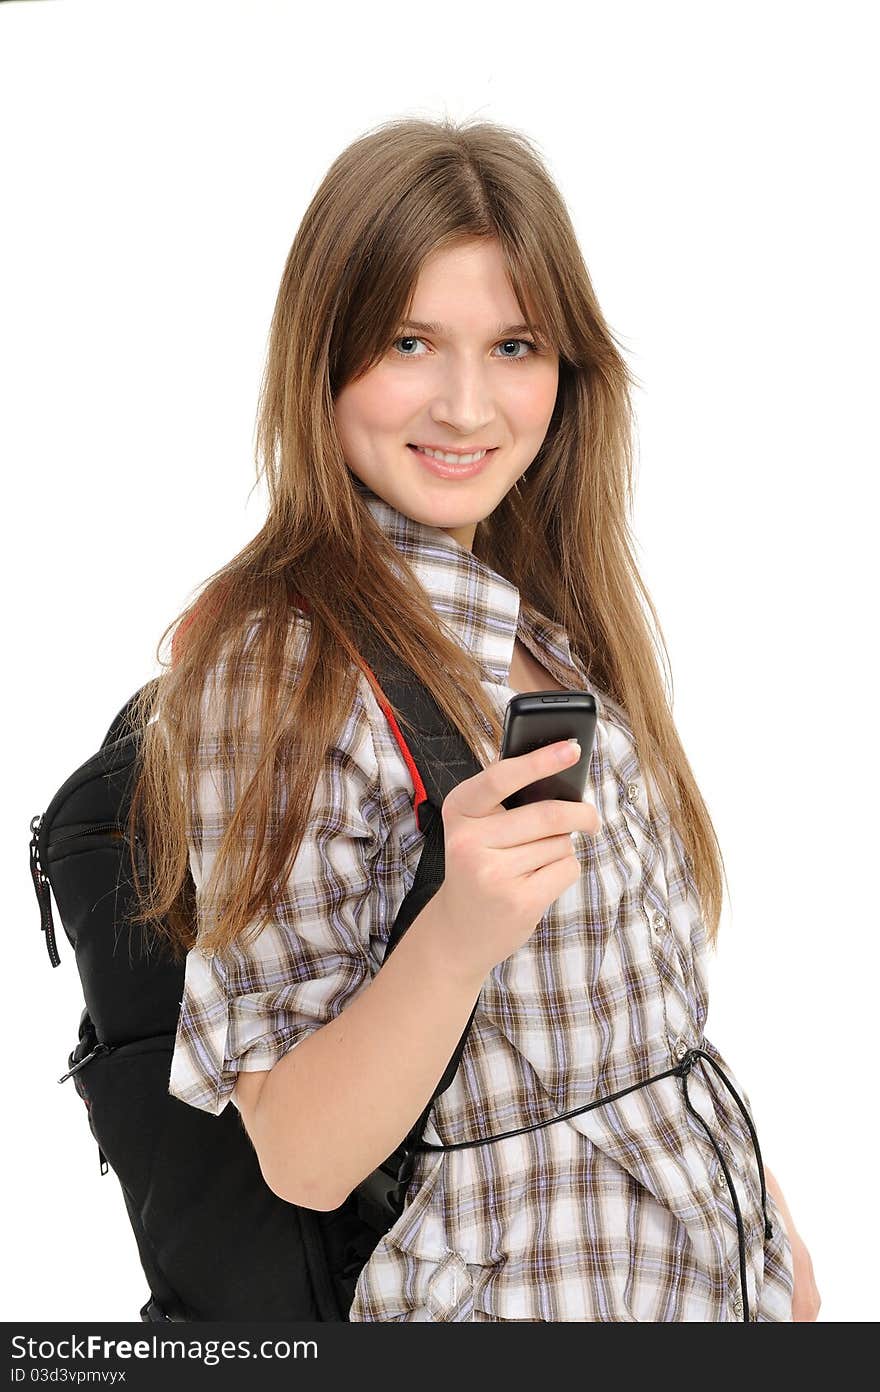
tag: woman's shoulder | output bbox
[197,605,425,838]
[284,611,417,832]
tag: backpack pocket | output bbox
[66,1032,179,1204]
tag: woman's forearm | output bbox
[249,889,486,1210]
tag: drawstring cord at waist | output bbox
[677,1046,773,1322]
[404,1045,772,1323]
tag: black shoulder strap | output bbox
[338,628,488,1228]
[100,679,161,751]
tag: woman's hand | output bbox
[432,737,600,984]
[790,1228,821,1322]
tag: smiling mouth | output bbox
[407,444,497,463]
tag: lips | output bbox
[407,444,496,479]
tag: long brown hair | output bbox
[126,114,728,963]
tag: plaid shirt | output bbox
[168,486,795,1322]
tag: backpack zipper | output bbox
[50,820,128,846]
[64,1036,177,1179]
[60,1041,116,1176]
[31,807,139,1181]
[29,814,60,967]
[29,815,136,968]
[58,1042,115,1083]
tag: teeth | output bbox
[416,446,488,465]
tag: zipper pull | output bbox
[30,814,60,967]
[58,1042,112,1083]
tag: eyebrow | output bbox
[398,319,537,338]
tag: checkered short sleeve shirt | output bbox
[168,487,795,1322]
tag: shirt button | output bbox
[732,1293,743,1318]
[651,911,668,937]
[715,1169,727,1189]
[200,946,215,959]
[627,781,639,803]
[673,1036,689,1061]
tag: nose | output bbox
[429,360,497,438]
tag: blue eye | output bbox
[495,339,537,361]
[391,336,538,363]
[392,336,427,357]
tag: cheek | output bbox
[504,364,559,434]
[351,368,424,430]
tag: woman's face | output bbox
[334,239,560,550]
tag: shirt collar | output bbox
[358,484,599,707]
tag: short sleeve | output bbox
[167,619,391,1116]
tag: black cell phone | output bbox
[499,690,597,810]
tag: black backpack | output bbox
[28,630,484,1322]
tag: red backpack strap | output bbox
[352,656,430,832]
[294,595,430,826]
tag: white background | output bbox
[2,0,876,1323]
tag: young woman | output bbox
[130,116,819,1322]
